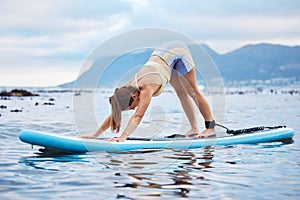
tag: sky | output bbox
[0,0,299,87]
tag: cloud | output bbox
[0,0,129,29]
[0,0,133,86]
[122,0,300,52]
[2,0,299,55]
[0,0,299,86]
[0,0,131,69]
[156,0,300,17]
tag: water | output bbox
[0,86,299,199]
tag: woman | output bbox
[83,41,216,142]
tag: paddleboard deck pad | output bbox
[18,127,294,152]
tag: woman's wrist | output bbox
[121,132,130,139]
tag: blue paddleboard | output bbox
[18,127,294,152]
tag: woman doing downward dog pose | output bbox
[83,41,216,142]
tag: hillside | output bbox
[204,43,300,81]
[60,43,300,87]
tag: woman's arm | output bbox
[110,86,154,142]
[80,114,112,138]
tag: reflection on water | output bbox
[97,147,215,198]
[19,148,89,171]
[18,146,217,198]
[138,147,214,198]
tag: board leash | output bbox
[215,123,286,135]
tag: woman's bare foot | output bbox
[194,128,216,138]
[184,128,200,137]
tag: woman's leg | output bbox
[182,68,216,137]
[182,68,213,121]
[170,71,199,135]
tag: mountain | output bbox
[204,43,300,81]
[60,49,153,88]
[60,43,300,88]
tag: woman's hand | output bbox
[79,134,98,139]
[109,134,127,142]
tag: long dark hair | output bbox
[109,86,137,132]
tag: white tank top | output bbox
[129,61,171,97]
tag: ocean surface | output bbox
[0,85,299,200]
